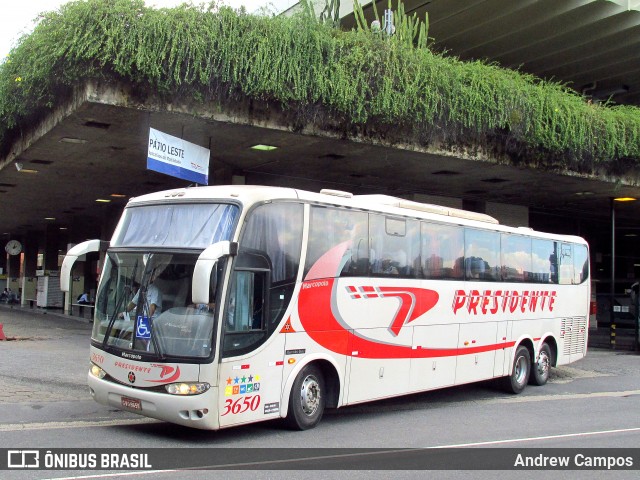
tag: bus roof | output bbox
[126,185,587,245]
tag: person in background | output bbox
[6,288,18,304]
[77,292,90,304]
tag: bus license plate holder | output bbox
[121,396,142,411]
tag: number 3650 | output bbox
[221,395,261,416]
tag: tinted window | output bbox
[305,207,369,279]
[370,215,419,278]
[574,244,589,284]
[559,243,574,285]
[464,229,500,281]
[421,222,464,280]
[531,239,558,284]
[240,202,303,284]
[501,234,532,282]
[222,270,268,357]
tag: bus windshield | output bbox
[113,203,238,249]
[90,201,238,359]
[92,252,221,359]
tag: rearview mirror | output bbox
[192,241,238,305]
[60,239,103,292]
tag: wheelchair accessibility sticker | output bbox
[136,316,151,340]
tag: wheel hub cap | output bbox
[300,375,320,416]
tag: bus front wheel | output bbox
[285,364,325,430]
[502,345,531,394]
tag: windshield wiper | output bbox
[131,266,165,360]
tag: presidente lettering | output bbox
[114,361,152,374]
[452,289,556,315]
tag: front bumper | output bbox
[88,373,220,430]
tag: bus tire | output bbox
[502,345,530,394]
[285,364,325,430]
[529,343,551,386]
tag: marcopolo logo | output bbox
[8,450,39,468]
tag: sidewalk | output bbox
[588,326,639,351]
[0,303,92,339]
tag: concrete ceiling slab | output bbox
[4,0,640,242]
[342,0,640,104]
[2,95,640,242]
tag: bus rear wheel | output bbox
[285,364,325,430]
[529,343,551,386]
[502,345,531,394]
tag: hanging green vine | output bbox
[1,0,639,169]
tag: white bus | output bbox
[61,185,590,430]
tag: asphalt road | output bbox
[1,305,639,479]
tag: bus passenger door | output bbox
[218,267,285,428]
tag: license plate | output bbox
[121,396,142,410]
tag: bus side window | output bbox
[233,201,302,355]
[343,213,370,276]
[306,207,369,279]
[558,243,574,285]
[421,222,464,280]
[464,228,500,281]
[223,270,267,357]
[531,239,556,284]
[573,244,589,284]
[369,215,418,278]
[502,234,532,282]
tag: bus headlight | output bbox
[165,382,210,395]
[90,364,106,379]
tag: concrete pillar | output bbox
[22,232,38,277]
[7,251,20,271]
[0,251,8,290]
[0,243,7,280]
[44,224,62,271]
[462,199,487,214]
[101,204,121,242]
[21,231,39,306]
[7,249,21,294]
[212,161,233,185]
[486,202,529,228]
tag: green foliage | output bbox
[1,0,640,168]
